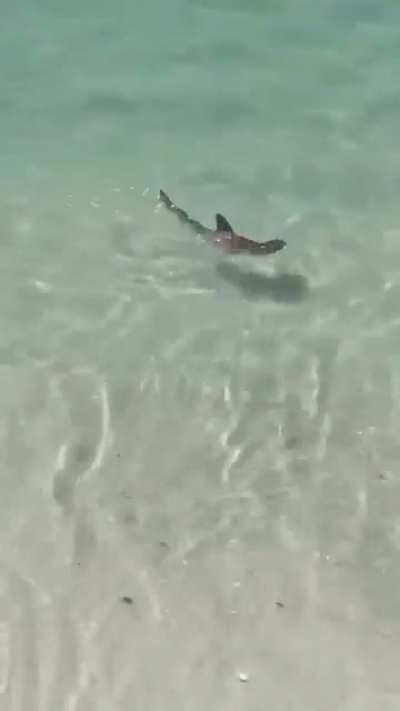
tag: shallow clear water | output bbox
[1,2,400,709]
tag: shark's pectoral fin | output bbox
[216,213,234,233]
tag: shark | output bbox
[158,190,286,255]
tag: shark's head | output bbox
[252,238,287,255]
[215,215,286,256]
[233,235,287,255]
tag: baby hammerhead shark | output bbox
[159,190,286,255]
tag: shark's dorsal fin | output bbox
[216,213,234,233]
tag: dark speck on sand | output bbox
[121,596,133,605]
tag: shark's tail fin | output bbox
[158,189,208,235]
[159,189,173,208]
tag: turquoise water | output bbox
[2,2,400,708]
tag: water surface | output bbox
[1,1,400,709]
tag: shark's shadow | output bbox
[216,261,309,303]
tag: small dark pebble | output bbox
[159,541,169,549]
[285,436,300,450]
[121,596,133,605]
[275,601,285,608]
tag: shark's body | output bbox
[159,190,286,255]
